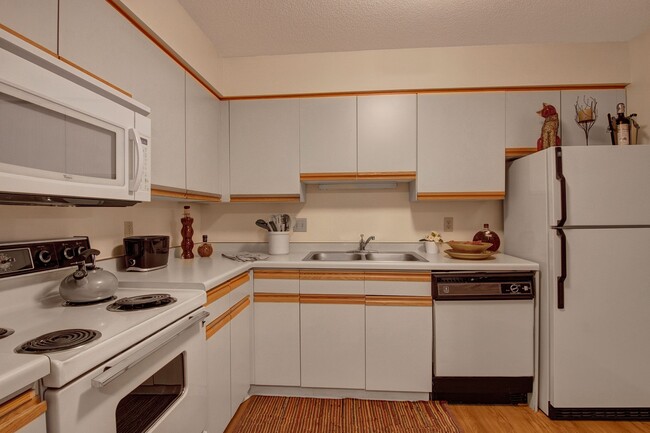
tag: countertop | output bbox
[0,354,49,403]
[102,242,539,290]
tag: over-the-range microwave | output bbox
[0,28,151,206]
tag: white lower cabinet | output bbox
[366,301,432,392]
[230,300,251,414]
[206,318,231,433]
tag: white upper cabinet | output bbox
[185,74,220,196]
[417,92,506,198]
[299,97,357,176]
[560,89,626,147]
[230,99,301,197]
[506,91,561,152]
[0,0,58,53]
[357,94,417,174]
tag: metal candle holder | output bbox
[574,96,598,146]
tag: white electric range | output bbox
[0,237,209,433]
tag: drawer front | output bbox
[254,269,299,294]
[365,271,431,296]
[300,270,364,295]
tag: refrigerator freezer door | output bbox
[549,227,650,408]
[549,146,650,227]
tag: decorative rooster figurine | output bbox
[537,103,561,150]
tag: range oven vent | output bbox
[549,404,650,421]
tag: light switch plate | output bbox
[294,218,307,232]
[443,217,453,232]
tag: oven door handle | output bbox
[91,310,209,389]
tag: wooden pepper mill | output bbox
[181,205,194,259]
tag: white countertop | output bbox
[102,242,539,290]
[0,354,49,402]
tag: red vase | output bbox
[473,223,500,252]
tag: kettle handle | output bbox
[79,248,100,269]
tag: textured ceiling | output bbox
[178,0,650,58]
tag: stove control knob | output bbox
[37,250,52,264]
[128,259,136,267]
[63,247,75,260]
[76,246,86,256]
[509,284,521,293]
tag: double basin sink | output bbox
[303,251,427,262]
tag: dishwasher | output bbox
[431,271,535,404]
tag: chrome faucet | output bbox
[358,234,375,251]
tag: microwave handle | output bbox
[129,128,145,193]
[91,310,209,388]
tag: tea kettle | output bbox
[59,249,118,303]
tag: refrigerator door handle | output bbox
[556,228,567,309]
[554,147,567,227]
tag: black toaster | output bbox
[123,235,170,271]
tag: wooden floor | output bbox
[449,405,650,433]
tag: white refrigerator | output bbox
[505,145,650,420]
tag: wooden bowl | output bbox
[447,240,493,253]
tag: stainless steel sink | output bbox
[303,251,426,262]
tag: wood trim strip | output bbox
[253,269,300,280]
[229,195,301,203]
[222,84,627,101]
[0,23,58,58]
[364,272,431,283]
[300,271,365,281]
[300,172,358,182]
[230,296,251,319]
[366,295,433,307]
[151,188,188,200]
[205,283,231,306]
[205,310,231,340]
[506,148,537,159]
[356,171,416,181]
[254,293,300,303]
[185,192,222,202]
[300,294,366,305]
[228,272,250,291]
[57,56,132,97]
[417,191,505,201]
[152,188,222,203]
[106,0,224,101]
[0,391,47,433]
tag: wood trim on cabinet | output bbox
[0,390,47,433]
[253,269,300,280]
[206,283,231,306]
[506,148,537,159]
[0,23,58,58]
[57,55,132,97]
[300,270,365,281]
[300,172,358,182]
[151,188,187,200]
[356,171,416,181]
[152,188,222,203]
[254,293,300,303]
[364,272,431,283]
[417,191,505,201]
[205,309,231,340]
[184,192,222,202]
[366,295,433,307]
[300,294,366,305]
[229,272,250,291]
[230,296,251,319]
[229,195,301,203]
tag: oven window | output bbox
[115,353,184,433]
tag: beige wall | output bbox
[200,185,503,244]
[627,28,650,143]
[218,42,629,97]
[0,201,197,258]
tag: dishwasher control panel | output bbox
[432,272,535,300]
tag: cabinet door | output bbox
[230,297,251,415]
[0,0,58,54]
[59,0,137,95]
[299,97,357,176]
[417,92,505,197]
[366,301,432,392]
[206,318,231,433]
[506,91,561,153]
[185,74,220,196]
[560,89,626,147]
[357,94,416,174]
[230,99,300,196]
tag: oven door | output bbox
[44,310,208,433]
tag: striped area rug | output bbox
[228,395,462,433]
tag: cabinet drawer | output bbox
[0,390,47,433]
[299,270,364,295]
[364,272,431,296]
[253,269,299,293]
[229,272,251,307]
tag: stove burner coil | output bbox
[15,329,101,354]
[0,328,15,340]
[106,294,176,312]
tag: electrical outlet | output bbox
[294,218,307,232]
[124,221,134,237]
[443,217,453,232]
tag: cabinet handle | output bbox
[129,128,145,193]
